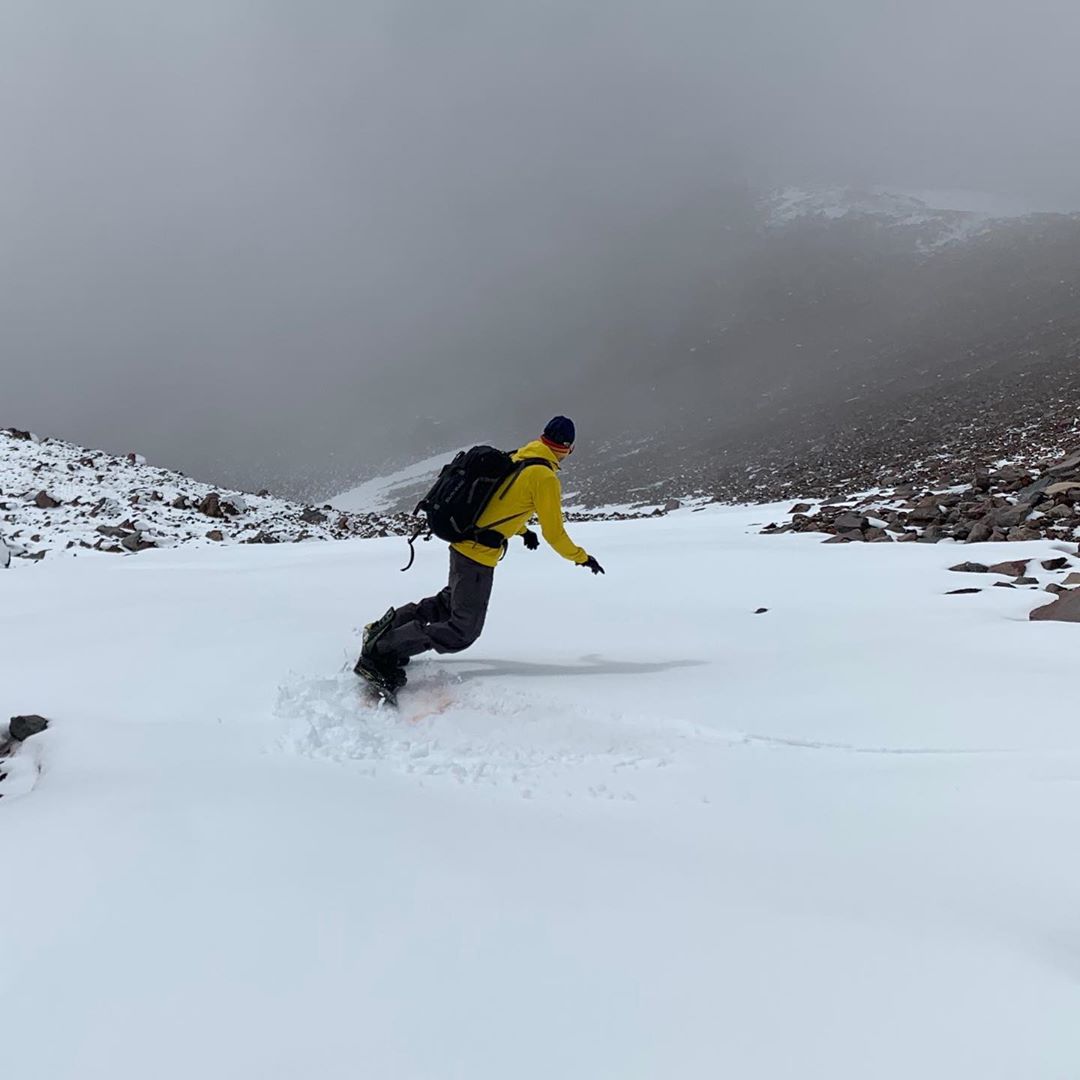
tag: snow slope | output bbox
[764,186,998,248]
[0,428,406,562]
[2,506,1080,1078]
[332,449,456,514]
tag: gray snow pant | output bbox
[375,548,495,664]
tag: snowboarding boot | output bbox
[354,652,400,706]
[355,608,407,704]
[361,607,396,655]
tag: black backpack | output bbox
[401,446,551,570]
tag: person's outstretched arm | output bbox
[534,471,589,564]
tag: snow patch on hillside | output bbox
[332,449,455,514]
[765,186,997,248]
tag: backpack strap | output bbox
[470,458,554,546]
[400,522,428,571]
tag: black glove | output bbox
[522,529,539,551]
[580,555,605,575]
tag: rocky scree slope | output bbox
[561,201,1080,511]
[1,428,413,565]
[760,436,1080,548]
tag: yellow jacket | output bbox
[452,440,588,569]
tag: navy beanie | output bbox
[543,415,576,448]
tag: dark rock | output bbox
[988,560,1029,577]
[663,498,681,512]
[1047,449,1080,477]
[33,490,60,509]
[220,496,246,516]
[171,496,189,510]
[300,507,327,525]
[5,428,33,440]
[120,533,141,552]
[986,504,1033,529]
[822,535,853,544]
[1030,588,1080,622]
[754,608,768,614]
[1041,557,1070,571]
[993,582,1016,588]
[990,465,1030,485]
[198,493,225,518]
[9,714,49,740]
[964,519,994,543]
[95,525,130,539]
[1045,583,1069,595]
[949,562,989,574]
[788,503,812,514]
[206,529,225,542]
[907,505,941,524]
[946,588,982,595]
[1014,576,1039,585]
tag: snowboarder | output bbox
[355,416,604,698]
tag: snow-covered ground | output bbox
[2,504,1079,1078]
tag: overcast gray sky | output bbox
[4,0,1080,496]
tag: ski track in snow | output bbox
[276,668,678,801]
[275,663,1011,805]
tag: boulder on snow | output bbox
[1041,557,1071,571]
[206,529,224,542]
[33,490,60,509]
[946,587,982,595]
[1030,589,1080,623]
[198,493,225,519]
[300,507,327,525]
[949,562,989,574]
[988,560,1030,578]
[788,503,812,515]
[4,428,33,441]
[8,715,49,741]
